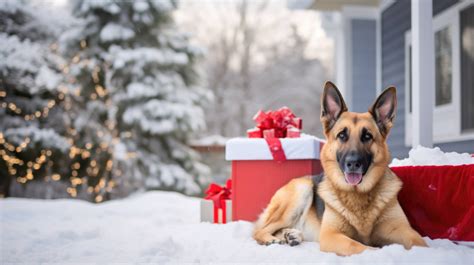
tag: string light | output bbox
[80,39,87,49]
[95,85,106,97]
[52,174,61,181]
[0,134,52,185]
[95,195,103,202]
[1,98,57,122]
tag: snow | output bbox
[0,33,62,94]
[35,65,61,91]
[125,82,160,99]
[391,146,474,167]
[122,99,205,135]
[108,46,189,69]
[150,0,174,12]
[100,23,135,42]
[0,34,42,75]
[134,149,202,194]
[1,191,473,263]
[78,0,120,15]
[3,127,70,152]
[190,134,229,146]
[0,0,20,13]
[133,1,150,12]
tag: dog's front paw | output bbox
[404,235,428,249]
[283,228,303,246]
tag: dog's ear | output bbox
[369,86,397,137]
[321,81,348,133]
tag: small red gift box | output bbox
[200,180,232,224]
[225,107,324,221]
[391,164,474,242]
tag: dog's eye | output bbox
[337,130,348,142]
[361,132,373,142]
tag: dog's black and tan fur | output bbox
[253,81,427,256]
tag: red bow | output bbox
[247,107,302,161]
[247,107,302,139]
[205,179,232,223]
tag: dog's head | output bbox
[320,81,397,193]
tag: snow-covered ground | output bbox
[1,191,473,264]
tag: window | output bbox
[435,27,452,106]
[407,26,453,112]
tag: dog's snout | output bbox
[344,154,363,172]
[337,149,373,175]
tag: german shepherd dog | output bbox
[253,81,427,256]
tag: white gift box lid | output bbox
[225,134,324,161]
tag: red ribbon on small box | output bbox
[247,107,302,162]
[204,179,232,223]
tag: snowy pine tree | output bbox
[0,0,71,197]
[63,0,212,195]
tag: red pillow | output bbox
[391,165,474,241]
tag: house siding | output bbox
[381,0,473,158]
[351,19,377,113]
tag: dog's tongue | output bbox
[345,172,363,186]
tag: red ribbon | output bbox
[204,179,232,223]
[247,107,302,162]
[265,137,286,161]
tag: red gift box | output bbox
[391,164,474,241]
[226,107,323,221]
[201,180,232,224]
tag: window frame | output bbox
[404,1,474,145]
